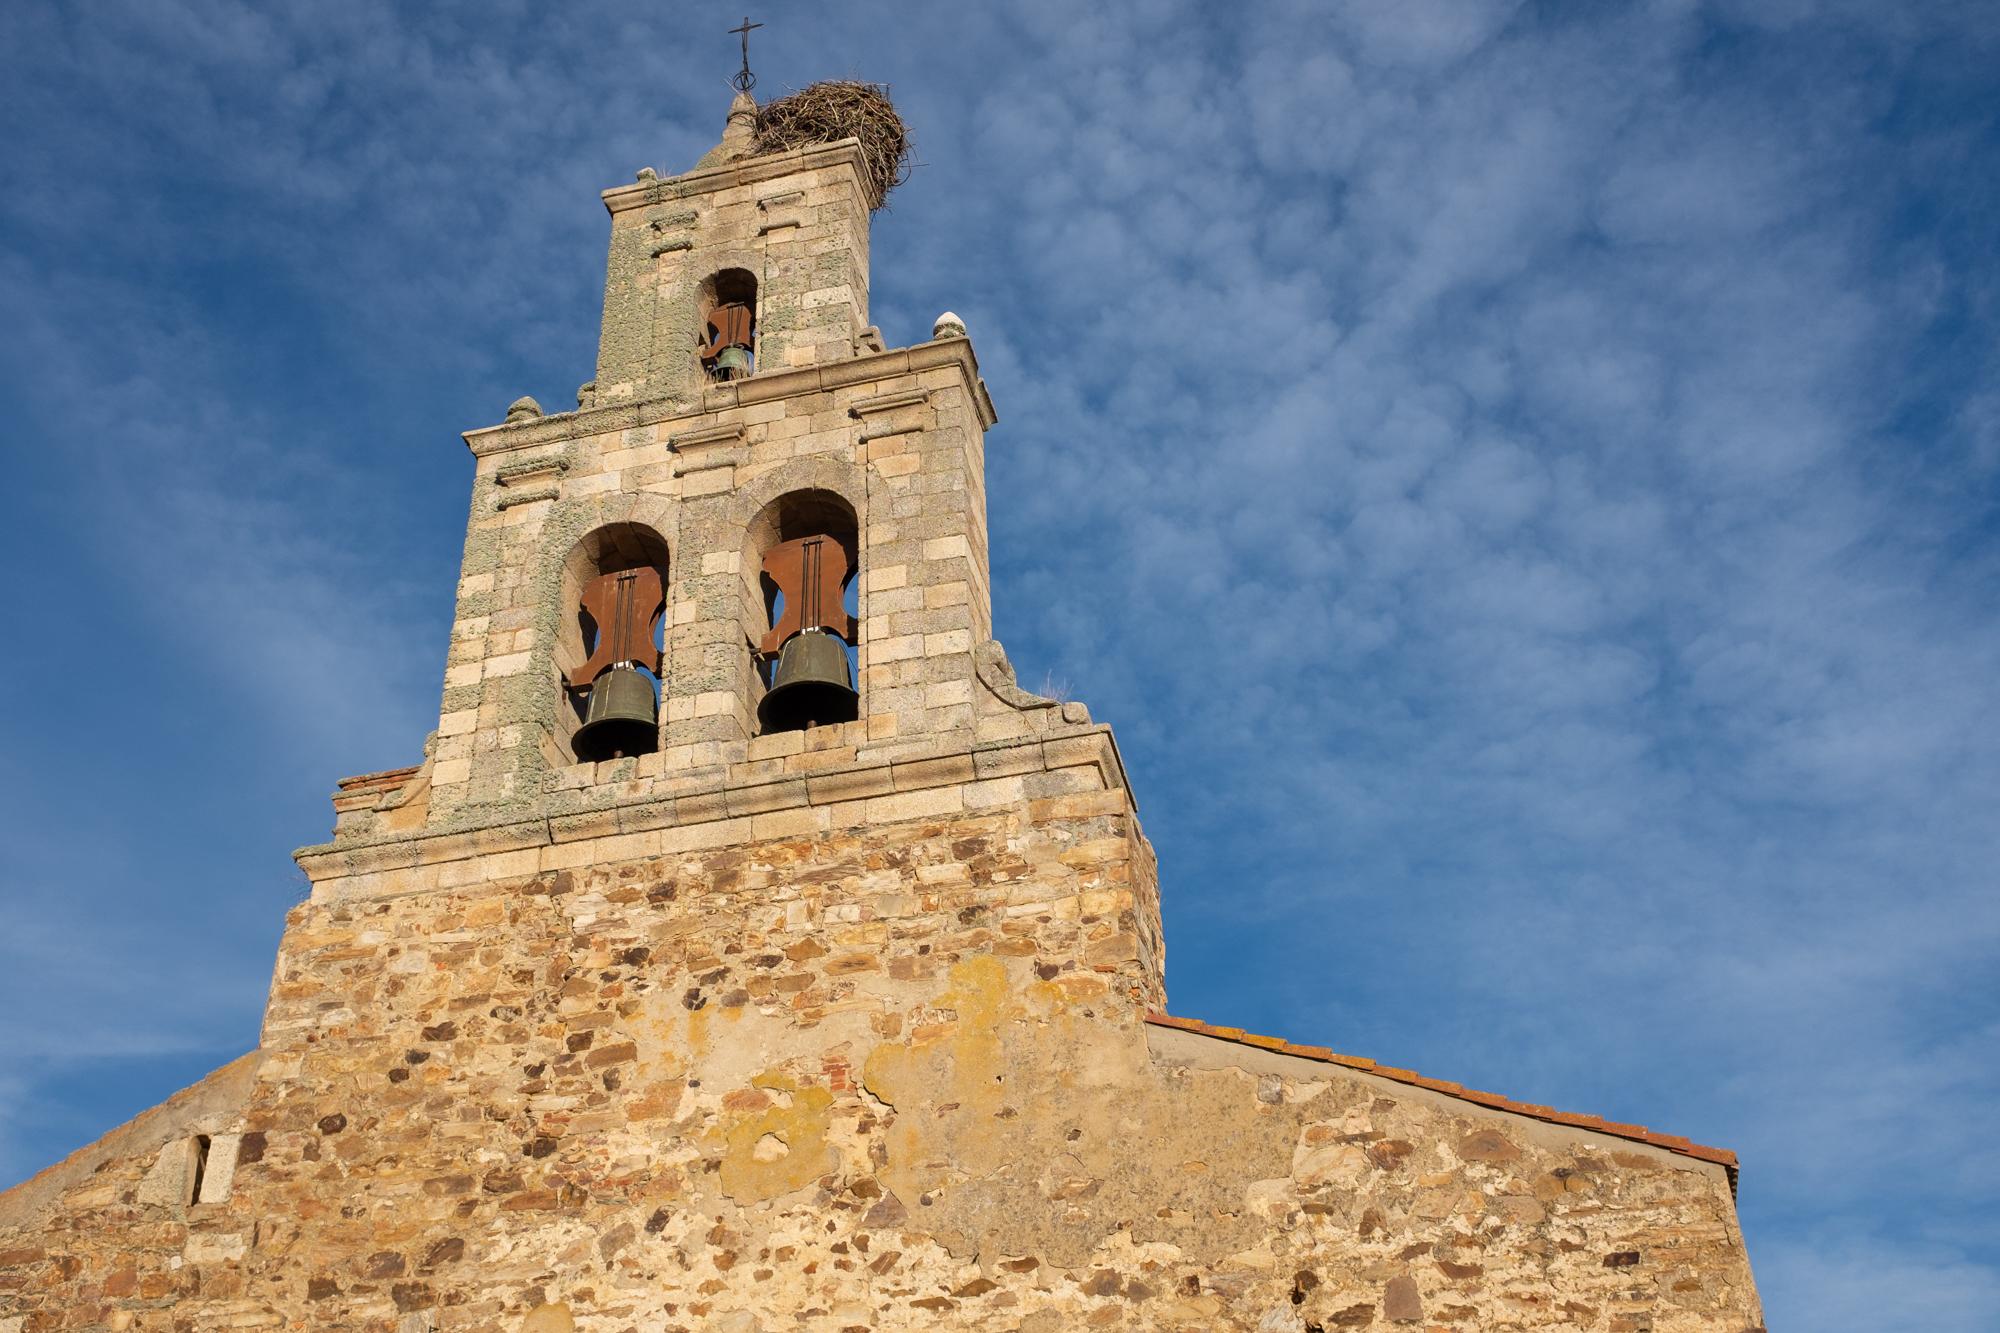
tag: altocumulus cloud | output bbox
[0,3,1995,1328]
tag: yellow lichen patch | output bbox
[685,997,712,1062]
[716,1072,835,1204]
[863,956,1046,1211]
[522,1305,574,1333]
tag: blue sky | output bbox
[2,2,1996,1326]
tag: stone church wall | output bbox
[0,760,1759,1331]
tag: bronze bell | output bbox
[714,346,752,380]
[573,664,658,761]
[758,630,858,733]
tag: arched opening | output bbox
[742,490,859,734]
[697,268,758,381]
[555,524,670,764]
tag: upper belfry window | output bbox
[698,269,758,381]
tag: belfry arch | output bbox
[742,488,860,732]
[553,522,669,764]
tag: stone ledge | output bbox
[666,421,746,451]
[461,336,996,460]
[296,727,1134,893]
[493,455,571,486]
[848,388,929,417]
[495,483,561,509]
[600,138,869,217]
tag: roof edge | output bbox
[0,1050,263,1227]
[1145,1013,1738,1190]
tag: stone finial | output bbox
[635,167,658,183]
[576,381,598,409]
[505,396,544,423]
[697,89,761,170]
[932,311,968,341]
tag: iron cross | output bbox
[729,16,763,92]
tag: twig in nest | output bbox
[755,81,912,210]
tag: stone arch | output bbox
[743,490,861,639]
[732,458,871,732]
[668,246,764,386]
[696,266,759,380]
[531,494,676,766]
[729,454,868,533]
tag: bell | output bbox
[714,346,752,380]
[758,630,858,733]
[573,664,658,761]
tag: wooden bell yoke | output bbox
[567,566,665,691]
[757,534,857,659]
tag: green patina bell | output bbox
[714,346,752,380]
[573,664,658,761]
[758,630,858,733]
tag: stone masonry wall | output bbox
[0,764,1759,1332]
[594,140,872,407]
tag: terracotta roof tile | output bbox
[1144,1011,1739,1190]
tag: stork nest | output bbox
[755,81,911,210]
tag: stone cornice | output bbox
[666,421,747,451]
[600,139,869,217]
[461,338,997,460]
[294,727,1130,889]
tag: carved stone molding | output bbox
[493,454,571,509]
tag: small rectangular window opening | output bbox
[188,1134,211,1206]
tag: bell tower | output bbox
[591,88,876,408]
[318,84,1143,957]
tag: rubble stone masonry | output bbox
[0,746,1762,1329]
